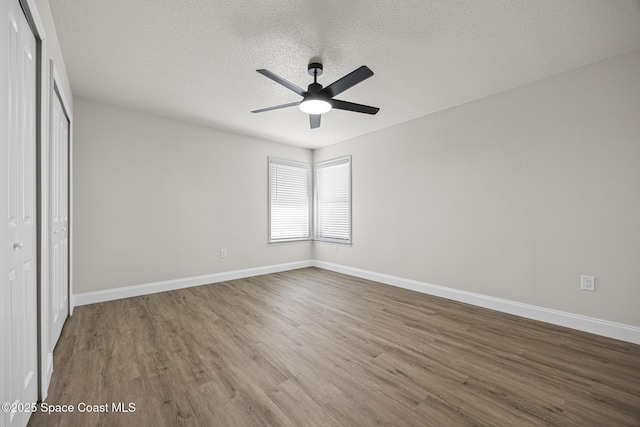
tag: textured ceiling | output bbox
[49,0,640,148]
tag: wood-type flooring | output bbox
[28,267,640,426]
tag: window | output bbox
[314,156,351,244]
[269,158,311,242]
[268,156,351,244]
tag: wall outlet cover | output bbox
[581,275,595,291]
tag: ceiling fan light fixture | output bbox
[253,64,378,128]
[299,98,332,115]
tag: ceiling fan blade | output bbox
[322,66,374,98]
[251,101,300,113]
[331,99,380,115]
[256,69,306,97]
[310,114,321,129]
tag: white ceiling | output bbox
[49,0,640,149]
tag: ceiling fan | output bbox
[251,63,380,129]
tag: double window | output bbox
[269,156,351,244]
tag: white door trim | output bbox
[44,59,73,398]
[18,0,50,403]
[51,62,74,318]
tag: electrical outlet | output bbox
[220,249,227,258]
[581,275,595,291]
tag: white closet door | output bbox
[50,88,69,348]
[1,0,39,426]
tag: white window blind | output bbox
[269,158,311,242]
[314,156,351,243]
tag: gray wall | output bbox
[73,97,312,293]
[314,49,640,327]
[73,49,640,328]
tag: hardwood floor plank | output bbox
[29,267,640,426]
[267,379,342,427]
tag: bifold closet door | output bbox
[50,87,69,349]
[0,0,39,426]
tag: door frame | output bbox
[17,0,51,402]
[43,59,73,395]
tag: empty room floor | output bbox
[28,268,640,426]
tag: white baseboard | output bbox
[72,260,313,306]
[72,259,640,345]
[312,260,640,345]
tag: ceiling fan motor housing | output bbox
[307,82,323,94]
